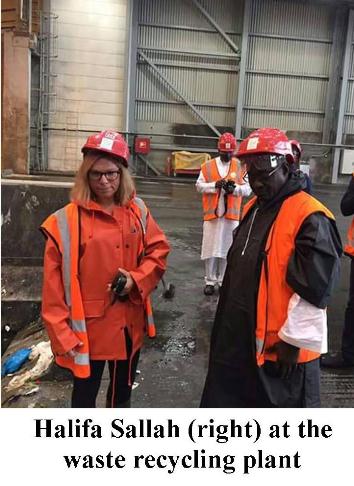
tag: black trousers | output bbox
[258,358,321,408]
[71,329,140,408]
[342,258,354,363]
[201,358,321,408]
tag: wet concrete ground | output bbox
[2,177,354,407]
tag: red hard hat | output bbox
[218,132,237,152]
[236,128,294,163]
[82,129,130,167]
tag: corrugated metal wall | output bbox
[48,0,128,171]
[344,16,354,137]
[243,0,334,136]
[136,0,243,133]
[42,0,353,174]
[134,0,343,143]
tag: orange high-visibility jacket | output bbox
[41,197,169,378]
[201,157,244,221]
[344,218,354,257]
[242,191,335,366]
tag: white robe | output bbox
[196,157,252,260]
[279,293,327,353]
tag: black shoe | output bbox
[321,352,354,369]
[204,285,215,296]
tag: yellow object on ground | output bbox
[172,151,211,174]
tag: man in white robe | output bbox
[196,132,252,295]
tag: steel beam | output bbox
[139,21,241,36]
[322,8,347,144]
[246,68,329,80]
[332,9,354,183]
[235,0,251,140]
[136,98,235,109]
[149,143,218,152]
[137,59,238,73]
[124,0,139,142]
[244,105,325,115]
[138,49,221,136]
[138,44,237,60]
[191,0,240,56]
[249,32,332,44]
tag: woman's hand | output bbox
[117,267,135,295]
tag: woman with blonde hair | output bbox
[41,129,170,407]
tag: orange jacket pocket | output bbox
[83,300,105,318]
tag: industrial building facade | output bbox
[2,0,354,181]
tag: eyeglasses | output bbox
[241,154,285,172]
[241,154,285,181]
[88,170,121,181]
[242,159,284,183]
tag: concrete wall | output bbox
[48,0,129,171]
[1,180,72,261]
[1,179,72,349]
[1,31,30,174]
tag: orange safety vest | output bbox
[201,157,244,221]
[41,197,155,378]
[344,217,354,257]
[343,172,354,258]
[242,191,335,366]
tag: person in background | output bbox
[196,132,252,296]
[321,172,354,368]
[41,129,170,407]
[290,139,312,194]
[201,127,342,408]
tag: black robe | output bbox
[200,173,342,408]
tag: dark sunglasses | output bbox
[240,154,285,172]
[88,169,121,181]
[241,155,286,183]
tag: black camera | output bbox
[223,180,235,194]
[111,272,128,304]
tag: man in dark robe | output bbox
[201,128,342,408]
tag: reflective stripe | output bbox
[201,160,218,220]
[205,196,215,212]
[256,338,264,354]
[133,197,147,234]
[55,208,72,307]
[56,208,89,360]
[131,199,156,336]
[226,207,240,216]
[43,204,91,377]
[74,353,90,366]
[345,218,354,255]
[204,161,212,182]
[72,319,86,333]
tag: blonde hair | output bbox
[70,151,135,206]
